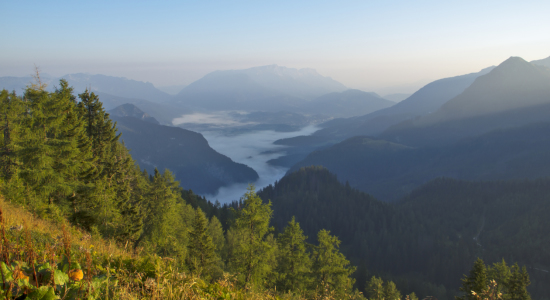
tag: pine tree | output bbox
[457,258,488,300]
[229,185,275,287]
[187,208,217,277]
[276,216,311,293]
[312,229,356,298]
[138,169,185,258]
[365,276,384,300]
[0,90,26,204]
[383,281,402,300]
[0,90,23,181]
[18,80,93,210]
[507,264,531,300]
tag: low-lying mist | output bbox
[200,124,319,203]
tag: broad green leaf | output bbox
[54,269,69,285]
[27,286,56,300]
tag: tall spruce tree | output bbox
[312,229,356,298]
[18,80,93,211]
[365,276,385,300]
[229,185,275,287]
[0,90,26,204]
[275,216,311,293]
[138,169,187,260]
[457,258,488,300]
[187,208,217,277]
[507,264,531,300]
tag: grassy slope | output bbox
[0,198,293,300]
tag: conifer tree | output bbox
[365,276,384,300]
[312,229,355,298]
[187,208,217,277]
[383,281,402,300]
[507,264,531,300]
[208,215,225,256]
[0,90,22,181]
[0,90,26,204]
[457,258,488,300]
[276,216,311,293]
[18,80,93,210]
[139,169,185,258]
[229,185,275,287]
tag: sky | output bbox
[2,0,550,94]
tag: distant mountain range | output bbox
[297,89,395,118]
[314,65,495,139]
[381,57,550,146]
[170,65,348,112]
[269,65,495,166]
[0,73,187,125]
[287,56,550,201]
[0,73,171,103]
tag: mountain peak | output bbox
[491,56,535,74]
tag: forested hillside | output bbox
[0,81,367,299]
[259,167,544,299]
[290,122,550,201]
[0,80,536,299]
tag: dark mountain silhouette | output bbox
[112,116,258,195]
[108,103,159,124]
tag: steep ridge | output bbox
[381,57,550,146]
[112,116,258,194]
[314,66,494,139]
[298,89,395,118]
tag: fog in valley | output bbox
[175,112,319,203]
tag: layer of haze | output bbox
[201,125,319,204]
[2,1,550,94]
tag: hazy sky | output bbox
[2,0,550,94]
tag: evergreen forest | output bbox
[0,80,537,299]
